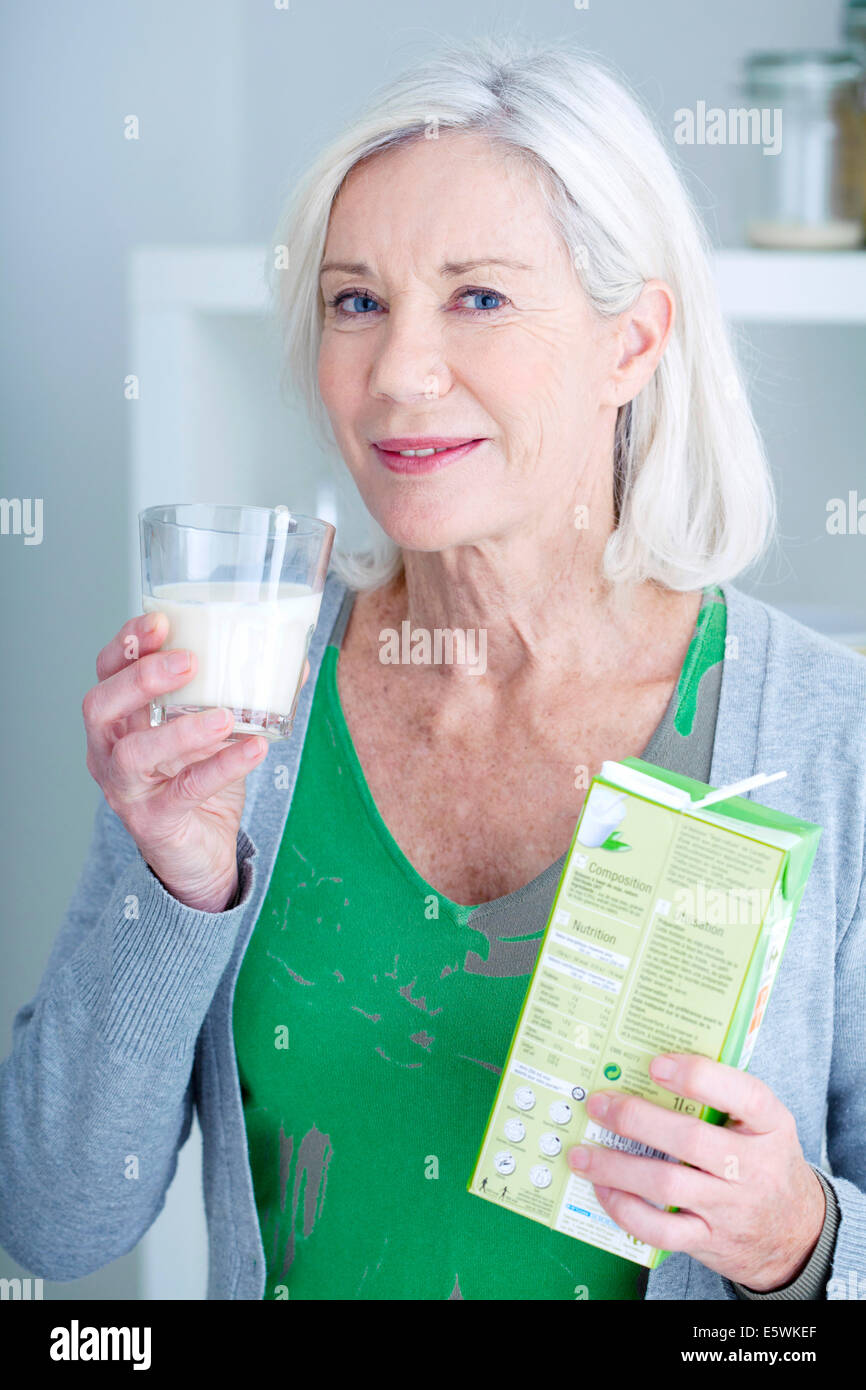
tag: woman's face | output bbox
[317,131,630,557]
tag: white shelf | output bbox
[130,246,866,323]
[714,249,866,323]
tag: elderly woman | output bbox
[1,37,864,1304]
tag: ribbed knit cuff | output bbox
[730,1167,839,1300]
[66,828,258,1064]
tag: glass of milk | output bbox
[139,503,335,742]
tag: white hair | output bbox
[266,34,776,593]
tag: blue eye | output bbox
[330,293,380,315]
[460,290,504,312]
[326,285,510,318]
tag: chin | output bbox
[368,491,485,554]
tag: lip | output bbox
[371,436,486,474]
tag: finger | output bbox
[583,1089,747,1178]
[648,1053,787,1135]
[107,706,238,794]
[566,1142,720,1216]
[95,611,170,683]
[301,659,310,684]
[589,1184,709,1257]
[83,648,198,757]
[156,733,268,814]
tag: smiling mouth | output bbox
[370,438,486,473]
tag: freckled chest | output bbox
[334,641,678,904]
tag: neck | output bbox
[381,517,698,691]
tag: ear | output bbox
[608,279,676,407]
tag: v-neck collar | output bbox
[323,582,734,923]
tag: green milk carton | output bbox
[467,757,822,1268]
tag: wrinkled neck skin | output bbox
[371,471,701,700]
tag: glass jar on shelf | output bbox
[742,50,866,250]
[844,0,866,65]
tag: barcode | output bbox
[589,1123,672,1162]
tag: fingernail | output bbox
[569,1146,591,1170]
[587,1092,610,1118]
[204,707,230,729]
[144,611,163,632]
[244,736,265,759]
[164,650,191,673]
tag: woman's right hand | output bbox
[83,610,309,913]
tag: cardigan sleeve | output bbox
[728,1166,840,1299]
[0,793,258,1280]
[722,859,866,1302]
[731,858,866,1300]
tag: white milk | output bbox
[142,580,322,716]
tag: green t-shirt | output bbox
[232,585,727,1299]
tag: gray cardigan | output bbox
[1,571,865,1300]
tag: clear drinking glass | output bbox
[140,503,335,742]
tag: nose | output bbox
[367,303,454,405]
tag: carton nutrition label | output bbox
[469,774,791,1266]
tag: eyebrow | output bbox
[318,257,534,278]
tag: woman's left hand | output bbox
[567,1053,826,1292]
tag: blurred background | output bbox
[1,0,864,1299]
